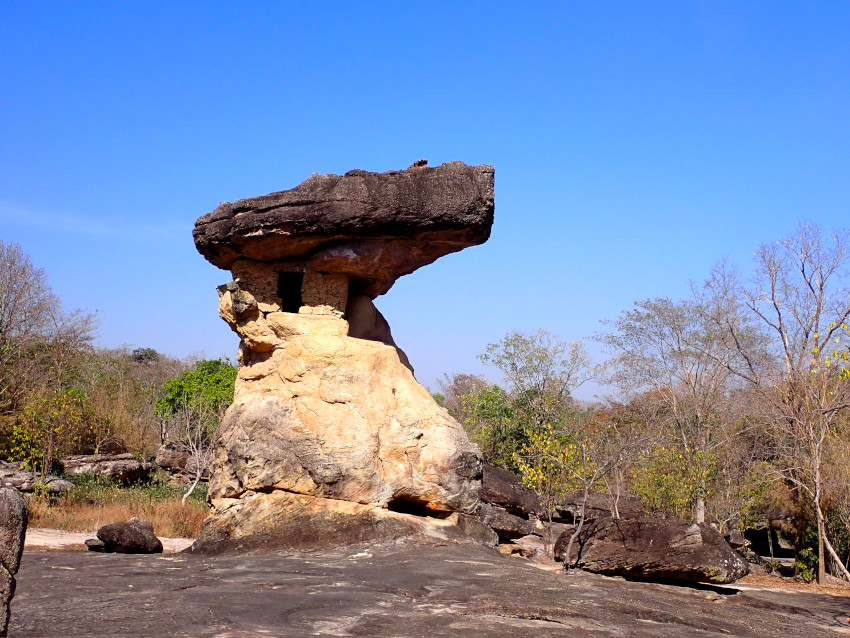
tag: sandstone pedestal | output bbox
[191,161,495,551]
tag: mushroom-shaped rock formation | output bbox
[190,161,495,552]
[194,160,494,297]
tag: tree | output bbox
[79,347,188,456]
[711,225,850,583]
[516,409,645,563]
[479,329,592,431]
[438,373,520,469]
[155,359,236,503]
[600,295,755,523]
[0,242,96,473]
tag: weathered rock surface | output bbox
[477,502,539,540]
[191,490,495,554]
[555,517,750,584]
[62,454,153,483]
[154,445,210,485]
[13,542,848,637]
[0,488,27,638]
[194,161,495,297]
[95,518,163,554]
[0,461,72,494]
[192,162,492,551]
[481,464,542,518]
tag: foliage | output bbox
[9,388,92,474]
[155,358,236,420]
[795,547,818,583]
[479,329,591,430]
[628,446,715,518]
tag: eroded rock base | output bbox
[190,490,496,554]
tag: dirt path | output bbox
[23,526,194,553]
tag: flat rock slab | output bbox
[10,542,850,637]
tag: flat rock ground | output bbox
[10,541,850,637]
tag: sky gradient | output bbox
[2,2,849,397]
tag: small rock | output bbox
[84,539,106,552]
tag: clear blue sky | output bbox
[2,2,849,398]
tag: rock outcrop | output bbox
[191,161,495,551]
[62,454,153,483]
[0,489,27,638]
[554,517,750,584]
[481,464,543,518]
[0,461,72,494]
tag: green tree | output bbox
[155,358,236,503]
[155,358,236,424]
[479,329,592,431]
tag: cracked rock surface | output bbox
[12,541,850,637]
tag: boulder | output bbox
[193,161,495,297]
[0,461,73,494]
[155,446,190,472]
[62,454,153,483]
[191,161,494,552]
[477,503,538,540]
[0,488,27,638]
[724,528,747,549]
[513,534,548,560]
[155,445,210,480]
[95,518,163,554]
[481,464,542,518]
[554,517,750,584]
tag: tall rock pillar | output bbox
[191,160,495,551]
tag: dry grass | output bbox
[25,474,209,538]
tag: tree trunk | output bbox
[182,471,201,506]
[695,496,706,525]
[562,485,590,572]
[815,459,827,585]
[823,532,850,582]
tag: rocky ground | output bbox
[9,540,850,637]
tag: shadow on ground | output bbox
[10,541,850,637]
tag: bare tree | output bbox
[600,295,752,523]
[161,397,221,504]
[709,225,850,583]
[0,241,96,412]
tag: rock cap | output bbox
[193,161,494,296]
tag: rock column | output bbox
[0,488,27,637]
[191,161,495,551]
